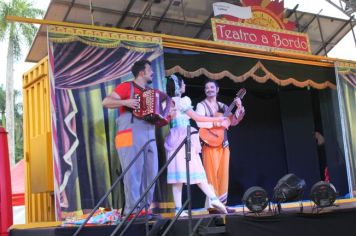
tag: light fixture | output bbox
[310,181,337,208]
[242,186,269,213]
[272,173,306,204]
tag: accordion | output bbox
[133,89,172,127]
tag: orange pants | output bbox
[202,145,230,204]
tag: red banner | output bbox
[212,19,311,54]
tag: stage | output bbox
[10,199,356,236]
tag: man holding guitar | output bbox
[196,79,245,213]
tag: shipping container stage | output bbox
[4,14,355,236]
[10,198,356,236]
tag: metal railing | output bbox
[73,138,155,236]
[73,126,196,236]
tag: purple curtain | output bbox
[48,39,162,218]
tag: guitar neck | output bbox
[224,88,246,116]
[221,88,246,117]
[223,101,236,117]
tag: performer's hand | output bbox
[218,116,228,122]
[221,119,231,129]
[125,98,139,109]
[235,98,242,108]
[235,106,245,118]
[314,131,325,146]
[215,117,230,129]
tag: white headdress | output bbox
[170,74,181,96]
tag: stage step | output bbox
[198,225,226,235]
[157,215,227,235]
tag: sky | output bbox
[0,0,355,91]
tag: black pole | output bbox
[119,203,147,236]
[162,200,190,236]
[143,149,149,236]
[185,126,192,235]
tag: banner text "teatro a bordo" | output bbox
[212,20,311,54]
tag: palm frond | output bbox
[19,23,37,46]
[12,0,44,19]
[0,1,10,42]
[9,24,22,60]
[2,0,44,60]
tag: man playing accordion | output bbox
[102,59,157,219]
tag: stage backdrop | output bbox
[164,48,350,205]
[47,26,166,220]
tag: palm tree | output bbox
[0,0,43,166]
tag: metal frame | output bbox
[27,0,354,60]
[316,15,328,55]
[316,16,355,55]
[8,15,344,68]
[133,0,154,30]
[152,0,174,32]
[116,0,136,28]
[326,0,356,17]
[194,12,214,38]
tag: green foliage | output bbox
[0,85,23,162]
[14,89,23,163]
[0,0,44,163]
[0,0,44,60]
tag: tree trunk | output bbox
[1,111,5,127]
[5,39,15,167]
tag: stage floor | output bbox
[10,198,356,236]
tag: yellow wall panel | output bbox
[23,57,56,223]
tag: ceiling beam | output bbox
[116,0,136,28]
[285,4,299,18]
[62,0,76,22]
[152,0,174,32]
[194,12,214,38]
[9,15,342,67]
[315,15,327,55]
[53,0,203,28]
[294,12,306,32]
[54,0,124,15]
[350,21,356,47]
[315,16,355,55]
[133,0,154,30]
[300,9,323,32]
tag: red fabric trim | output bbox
[116,128,133,135]
[12,193,24,206]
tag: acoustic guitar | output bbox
[199,88,246,147]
